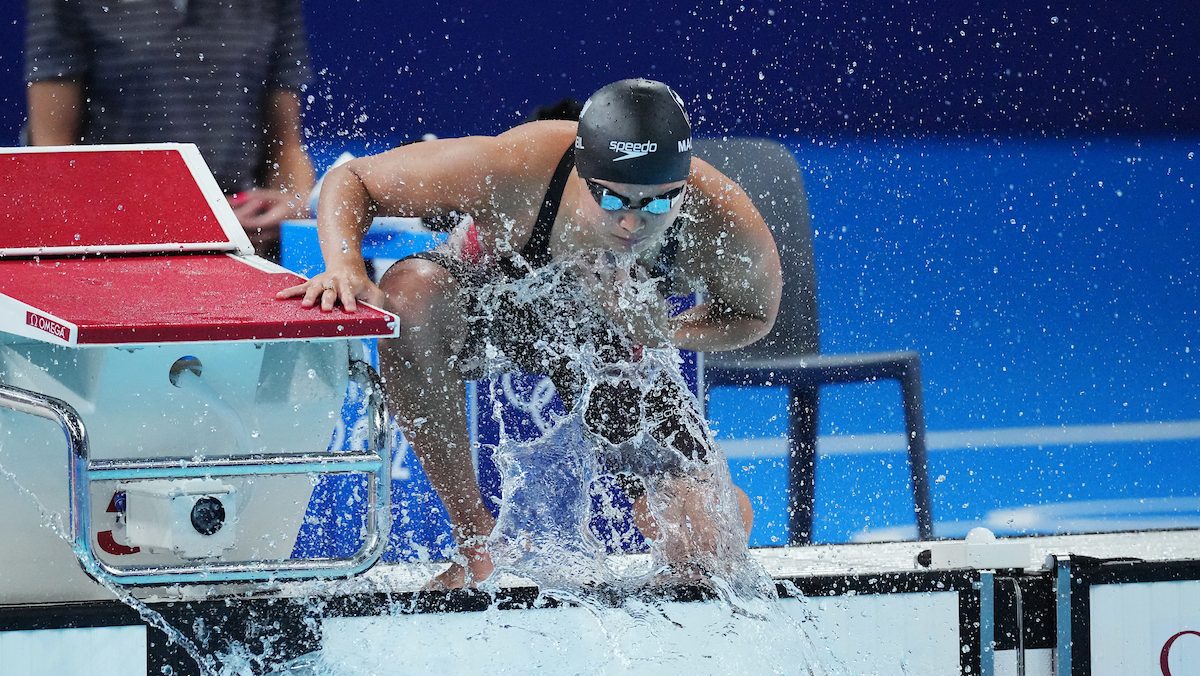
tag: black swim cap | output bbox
[574,79,693,185]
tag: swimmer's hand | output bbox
[578,254,674,348]
[276,268,384,313]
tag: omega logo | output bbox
[1160,630,1200,676]
[25,311,69,340]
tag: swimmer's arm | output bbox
[281,135,531,309]
[670,166,782,351]
[316,134,539,267]
[314,138,498,269]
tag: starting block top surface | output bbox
[0,254,397,345]
[0,144,250,257]
[0,144,398,345]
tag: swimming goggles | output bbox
[584,179,686,215]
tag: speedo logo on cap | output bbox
[610,140,657,162]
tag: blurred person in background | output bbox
[24,0,315,262]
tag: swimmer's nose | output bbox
[616,212,642,234]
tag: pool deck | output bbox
[147,528,1200,603]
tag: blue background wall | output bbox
[0,2,1197,146]
[1,2,1197,544]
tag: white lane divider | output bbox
[719,418,1200,458]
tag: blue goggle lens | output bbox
[641,198,672,215]
[599,193,626,212]
[587,179,684,214]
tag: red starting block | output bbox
[0,144,396,599]
[0,144,396,345]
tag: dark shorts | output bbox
[406,250,713,493]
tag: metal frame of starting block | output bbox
[0,144,400,595]
[0,358,389,586]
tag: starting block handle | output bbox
[0,381,92,558]
[0,358,392,587]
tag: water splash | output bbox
[465,253,846,673]
[0,247,849,674]
[0,443,213,674]
[257,250,850,674]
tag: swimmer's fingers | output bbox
[300,276,339,310]
[329,277,355,313]
[282,278,329,308]
[318,285,336,311]
[276,280,311,300]
[335,277,387,314]
[309,279,336,310]
[331,277,387,313]
[319,277,355,312]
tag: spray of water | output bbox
[463,253,848,673]
[1,248,850,674]
[0,443,213,674]
[257,250,851,674]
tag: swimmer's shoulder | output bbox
[677,158,731,230]
[489,121,578,187]
[497,119,577,150]
[674,157,773,270]
[682,157,758,225]
[684,156,729,196]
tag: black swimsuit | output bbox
[499,146,679,282]
[407,146,710,480]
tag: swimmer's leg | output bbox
[632,482,753,543]
[633,374,757,578]
[377,257,495,589]
[631,473,751,580]
[575,365,758,551]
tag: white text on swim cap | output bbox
[678,138,692,152]
[609,140,657,162]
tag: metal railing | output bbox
[0,358,391,586]
[704,350,934,544]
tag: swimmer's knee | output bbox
[379,258,457,298]
[733,485,754,539]
[378,259,461,327]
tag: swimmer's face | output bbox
[583,178,688,253]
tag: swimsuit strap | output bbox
[652,227,679,277]
[518,146,576,270]
[505,144,682,283]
